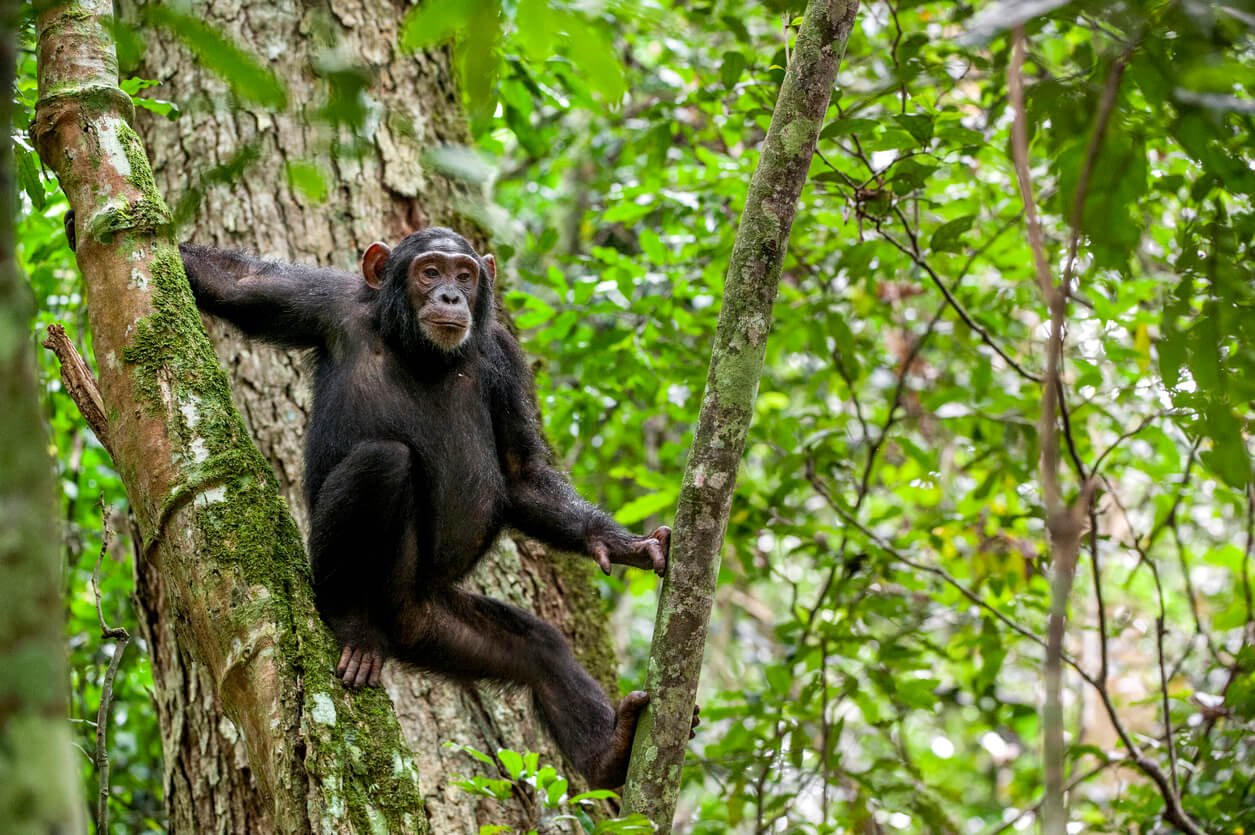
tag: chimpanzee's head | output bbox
[362,228,496,360]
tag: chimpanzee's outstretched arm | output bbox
[180,244,355,349]
[489,325,669,575]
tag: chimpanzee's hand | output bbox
[588,526,670,577]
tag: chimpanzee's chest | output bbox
[353,351,506,554]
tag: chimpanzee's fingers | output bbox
[64,210,77,252]
[647,526,671,575]
[592,541,612,574]
[352,651,375,689]
[368,654,383,687]
[650,526,672,556]
[635,534,666,575]
[342,648,363,687]
[337,645,353,677]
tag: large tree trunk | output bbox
[35,2,430,832]
[124,1,618,831]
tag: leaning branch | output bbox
[621,2,860,830]
[33,2,425,830]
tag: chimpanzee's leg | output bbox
[309,440,415,688]
[394,589,648,788]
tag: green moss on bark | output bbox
[123,244,425,830]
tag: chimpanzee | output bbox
[149,224,676,789]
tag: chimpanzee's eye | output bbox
[457,273,471,283]
[424,267,440,279]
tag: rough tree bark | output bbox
[121,0,618,832]
[621,2,859,830]
[0,1,85,831]
[34,1,429,832]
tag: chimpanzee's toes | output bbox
[618,690,650,719]
[337,645,385,689]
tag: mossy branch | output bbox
[32,1,426,830]
[620,2,860,830]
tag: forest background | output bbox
[4,0,1254,833]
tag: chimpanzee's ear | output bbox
[362,242,392,289]
[482,254,496,282]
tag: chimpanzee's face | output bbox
[406,249,481,351]
[361,228,496,360]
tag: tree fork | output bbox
[32,2,426,831]
[621,1,859,829]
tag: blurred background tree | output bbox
[9,0,1253,832]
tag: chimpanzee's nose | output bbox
[438,288,461,305]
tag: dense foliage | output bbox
[9,1,1254,832]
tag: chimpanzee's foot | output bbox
[337,643,385,688]
[327,614,388,688]
[586,691,651,789]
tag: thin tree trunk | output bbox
[0,1,85,830]
[621,2,859,830]
[124,1,619,831]
[33,2,428,832]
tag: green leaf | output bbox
[821,117,877,139]
[861,128,919,152]
[893,113,934,145]
[562,17,627,103]
[613,490,676,526]
[458,2,505,120]
[444,741,495,765]
[929,215,976,253]
[1055,130,1148,255]
[497,748,524,780]
[1200,402,1250,489]
[285,160,329,204]
[721,51,747,89]
[514,0,558,61]
[16,150,44,211]
[133,97,180,120]
[545,777,569,807]
[400,0,471,51]
[148,7,286,109]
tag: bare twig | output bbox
[1008,28,1204,835]
[1009,29,1089,834]
[43,323,113,457]
[91,498,131,835]
[1154,616,1180,797]
[1244,485,1254,628]
[879,207,1043,383]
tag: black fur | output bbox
[179,228,670,788]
